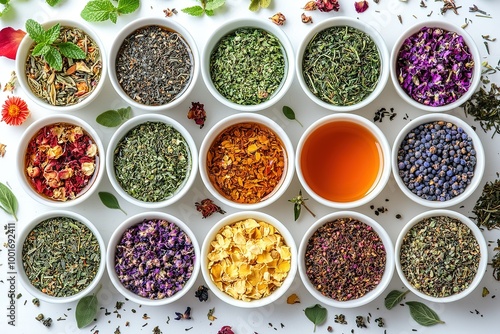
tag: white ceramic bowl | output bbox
[106,114,198,209]
[201,18,294,112]
[296,17,389,112]
[108,17,199,111]
[392,113,484,208]
[16,19,107,112]
[296,113,391,209]
[107,212,200,306]
[201,211,297,308]
[395,210,487,303]
[298,211,394,308]
[16,211,106,303]
[199,113,294,210]
[390,20,481,112]
[16,114,105,207]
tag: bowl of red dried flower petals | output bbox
[298,211,394,308]
[198,113,294,210]
[16,114,105,207]
[107,212,200,306]
[390,20,481,112]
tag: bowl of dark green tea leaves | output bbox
[16,19,107,112]
[202,18,295,112]
[16,211,106,303]
[108,17,199,111]
[297,17,389,112]
[106,114,198,209]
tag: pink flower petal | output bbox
[355,0,369,13]
[0,27,26,60]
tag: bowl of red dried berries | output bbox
[390,20,481,112]
[298,211,394,308]
[16,114,105,207]
[198,113,294,210]
[107,212,200,306]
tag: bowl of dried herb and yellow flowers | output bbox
[201,18,294,112]
[107,212,200,306]
[298,211,394,308]
[395,210,487,303]
[16,114,105,207]
[15,19,106,112]
[108,17,199,111]
[16,210,106,303]
[201,211,297,308]
[199,113,294,210]
[106,114,198,209]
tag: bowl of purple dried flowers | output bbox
[390,20,481,112]
[107,212,200,306]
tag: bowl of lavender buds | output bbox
[107,212,200,306]
[392,113,484,207]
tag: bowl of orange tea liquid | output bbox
[296,114,391,209]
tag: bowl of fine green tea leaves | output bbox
[16,211,106,303]
[202,18,295,112]
[297,17,389,112]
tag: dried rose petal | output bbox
[1,96,29,126]
[355,0,369,13]
[0,27,26,60]
[269,12,286,26]
[217,326,234,334]
[195,198,226,218]
[316,0,339,12]
[187,101,206,129]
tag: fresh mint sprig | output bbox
[80,0,140,24]
[182,0,225,17]
[25,19,86,71]
[0,0,12,18]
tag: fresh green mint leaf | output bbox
[46,0,62,6]
[205,0,225,11]
[32,43,49,57]
[81,0,117,22]
[205,8,214,16]
[44,45,63,71]
[384,289,409,310]
[45,23,61,45]
[98,192,127,214]
[181,5,204,16]
[109,10,118,23]
[406,301,445,326]
[259,0,271,8]
[58,42,86,59]
[117,0,139,14]
[25,19,46,44]
[96,106,131,127]
[0,1,10,17]
[249,0,260,11]
[0,182,18,221]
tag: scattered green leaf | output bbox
[98,192,127,215]
[384,289,409,310]
[406,301,445,326]
[75,285,101,329]
[304,304,327,332]
[45,0,63,6]
[249,0,271,11]
[282,106,303,127]
[182,0,225,17]
[0,0,11,18]
[0,182,18,221]
[289,189,315,221]
[81,0,140,24]
[96,106,131,127]
[482,287,490,297]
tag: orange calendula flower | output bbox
[1,96,30,126]
[0,27,26,60]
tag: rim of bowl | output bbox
[199,113,295,210]
[298,211,394,308]
[106,114,198,209]
[107,17,200,111]
[395,209,487,303]
[15,114,105,207]
[391,113,485,208]
[296,17,389,112]
[201,18,295,112]
[106,212,200,306]
[15,19,107,112]
[200,211,297,308]
[295,113,391,209]
[16,210,106,304]
[390,20,481,112]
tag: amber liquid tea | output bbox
[300,121,382,202]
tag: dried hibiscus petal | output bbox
[354,0,369,13]
[217,326,234,334]
[195,198,226,219]
[316,0,339,12]
[187,101,206,129]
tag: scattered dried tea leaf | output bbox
[0,143,6,157]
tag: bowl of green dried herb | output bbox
[296,17,389,112]
[106,114,198,209]
[201,18,294,112]
[16,211,106,303]
[15,19,106,112]
[298,211,394,308]
[108,17,199,111]
[395,210,487,303]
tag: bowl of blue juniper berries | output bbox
[392,113,484,208]
[107,212,200,306]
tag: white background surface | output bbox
[1,1,500,333]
